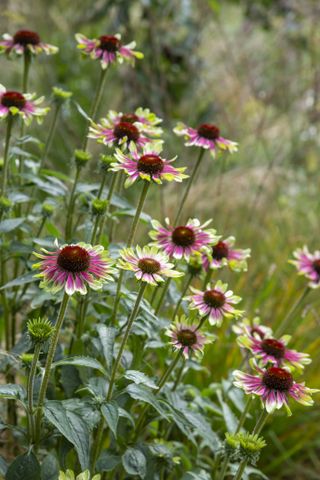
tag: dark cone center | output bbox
[99,35,121,52]
[197,123,220,140]
[120,113,139,123]
[172,226,195,247]
[13,30,40,45]
[1,91,26,109]
[113,121,140,142]
[137,257,161,274]
[57,245,90,273]
[212,241,229,260]
[177,328,197,347]
[203,289,225,308]
[313,259,320,276]
[262,367,293,391]
[261,338,285,359]
[137,154,164,175]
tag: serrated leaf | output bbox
[0,218,24,233]
[0,384,26,401]
[45,401,90,470]
[51,356,107,376]
[122,448,146,479]
[124,370,157,389]
[6,452,41,480]
[126,384,170,420]
[101,402,119,439]
[96,324,116,370]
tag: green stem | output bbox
[235,396,253,434]
[171,274,193,320]
[65,166,81,241]
[22,51,31,92]
[0,115,13,197]
[34,293,69,447]
[154,278,171,316]
[174,149,205,225]
[275,286,309,337]
[82,67,108,152]
[39,103,61,171]
[202,268,213,290]
[27,343,41,444]
[111,181,150,323]
[97,172,118,243]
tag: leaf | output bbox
[217,390,238,433]
[6,452,41,480]
[126,384,170,420]
[0,218,24,233]
[183,411,221,451]
[0,384,26,401]
[101,402,119,439]
[124,370,157,389]
[74,100,91,121]
[45,222,61,238]
[0,273,35,290]
[122,448,146,479]
[0,455,7,476]
[96,451,121,472]
[96,324,116,370]
[51,356,107,376]
[44,401,90,470]
[40,454,59,480]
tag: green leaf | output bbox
[45,222,61,238]
[122,448,146,479]
[40,454,59,480]
[96,451,121,472]
[51,356,107,376]
[0,273,35,290]
[217,390,238,433]
[44,401,90,470]
[101,402,119,439]
[124,370,157,389]
[0,455,7,476]
[6,452,41,480]
[96,324,116,370]
[0,218,24,233]
[0,384,26,401]
[126,384,170,420]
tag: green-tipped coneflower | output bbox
[27,317,55,344]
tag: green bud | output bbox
[187,251,202,276]
[74,149,91,168]
[92,198,108,216]
[20,353,35,365]
[0,196,13,213]
[238,432,266,465]
[27,317,55,344]
[100,154,114,172]
[42,203,55,217]
[0,158,3,171]
[52,86,73,103]
[224,432,240,459]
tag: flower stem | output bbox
[92,283,147,470]
[97,172,118,243]
[154,278,171,316]
[174,148,205,225]
[27,343,41,444]
[34,293,69,447]
[111,181,150,323]
[65,166,81,242]
[22,51,31,92]
[275,286,309,337]
[82,67,108,152]
[171,274,193,320]
[202,268,213,290]
[0,115,13,197]
[39,103,61,171]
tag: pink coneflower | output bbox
[290,246,320,288]
[237,334,311,371]
[149,218,218,261]
[0,85,49,125]
[33,242,116,295]
[110,143,188,188]
[173,121,238,157]
[88,110,155,150]
[202,236,251,272]
[187,280,242,326]
[233,317,273,340]
[0,30,58,56]
[75,33,143,69]
[233,365,319,415]
[118,246,183,286]
[167,320,207,358]
[107,107,163,136]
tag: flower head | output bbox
[149,218,218,261]
[233,365,319,415]
[166,317,208,358]
[106,107,162,136]
[110,143,187,188]
[232,317,273,340]
[27,317,55,344]
[0,85,49,125]
[187,280,242,326]
[173,121,238,157]
[33,242,116,295]
[0,30,58,56]
[202,236,250,272]
[118,245,183,286]
[237,334,311,371]
[75,33,143,69]
[290,246,320,288]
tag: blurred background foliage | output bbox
[1,0,320,478]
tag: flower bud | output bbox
[74,149,91,168]
[187,251,202,276]
[0,196,13,213]
[27,317,55,344]
[100,154,114,172]
[92,198,108,216]
[52,86,73,104]
[238,432,266,465]
[41,203,55,218]
[20,353,35,366]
